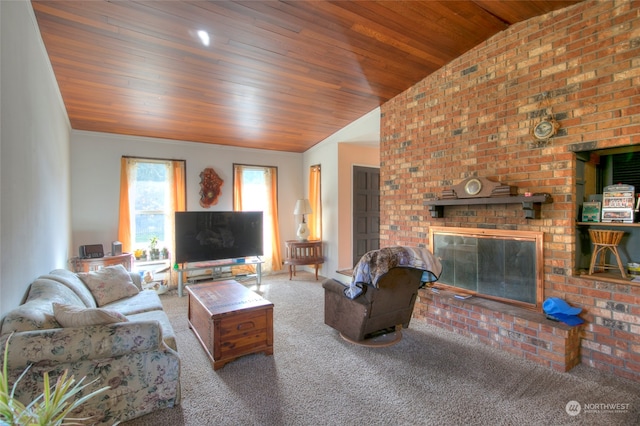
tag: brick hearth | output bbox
[414,289,582,372]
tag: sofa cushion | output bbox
[1,279,86,334]
[0,299,59,334]
[27,278,85,306]
[129,271,143,290]
[53,303,128,327]
[126,310,177,351]
[102,289,164,316]
[77,265,140,307]
[44,269,99,308]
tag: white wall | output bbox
[70,131,303,264]
[303,108,380,280]
[302,136,339,279]
[72,105,381,281]
[0,0,71,315]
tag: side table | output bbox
[70,253,133,272]
[284,240,324,280]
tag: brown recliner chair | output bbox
[323,267,427,342]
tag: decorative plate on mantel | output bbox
[440,177,517,199]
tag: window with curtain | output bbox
[233,164,282,272]
[308,164,322,241]
[118,157,186,284]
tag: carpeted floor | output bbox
[122,272,640,426]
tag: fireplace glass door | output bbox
[429,227,544,309]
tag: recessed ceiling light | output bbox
[197,30,210,47]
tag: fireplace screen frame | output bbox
[429,227,544,311]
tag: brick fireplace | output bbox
[379,0,640,381]
[420,226,581,372]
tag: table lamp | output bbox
[294,199,312,241]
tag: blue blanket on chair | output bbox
[344,246,442,299]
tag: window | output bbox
[133,161,170,250]
[233,164,282,272]
[118,157,186,265]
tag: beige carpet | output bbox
[122,272,640,426]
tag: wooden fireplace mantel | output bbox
[425,193,553,219]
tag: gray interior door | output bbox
[352,166,380,266]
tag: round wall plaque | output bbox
[533,119,556,140]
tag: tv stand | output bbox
[177,257,263,297]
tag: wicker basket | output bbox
[588,229,624,245]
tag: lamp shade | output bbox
[294,199,312,215]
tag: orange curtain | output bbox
[168,160,186,285]
[171,160,186,212]
[117,157,132,253]
[268,168,282,270]
[308,164,322,241]
[233,166,243,211]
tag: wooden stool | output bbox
[588,230,627,278]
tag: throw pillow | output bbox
[53,302,128,327]
[77,264,139,306]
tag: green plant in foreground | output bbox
[0,333,110,425]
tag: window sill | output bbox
[577,222,640,227]
[577,272,640,287]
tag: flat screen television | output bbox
[175,211,263,264]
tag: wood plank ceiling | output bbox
[32,1,581,153]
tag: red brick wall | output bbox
[380,0,640,381]
[416,290,582,372]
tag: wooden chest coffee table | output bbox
[186,280,274,370]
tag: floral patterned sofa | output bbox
[0,265,180,425]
